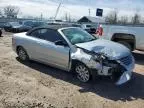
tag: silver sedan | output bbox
[12,26,135,85]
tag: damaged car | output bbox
[12,26,135,85]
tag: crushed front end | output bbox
[71,48,135,85]
[97,54,135,85]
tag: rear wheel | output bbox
[118,41,132,51]
[17,47,29,61]
[75,63,91,83]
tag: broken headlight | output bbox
[79,47,108,62]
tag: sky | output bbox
[0,0,144,20]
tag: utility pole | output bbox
[40,13,43,21]
[88,8,91,16]
[68,13,71,22]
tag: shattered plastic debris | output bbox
[116,71,131,85]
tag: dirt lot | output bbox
[0,31,144,108]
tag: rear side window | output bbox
[29,28,66,43]
[29,29,41,38]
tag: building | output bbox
[77,16,105,24]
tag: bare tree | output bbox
[105,10,118,24]
[119,16,128,24]
[3,5,19,18]
[131,13,141,24]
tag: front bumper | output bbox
[116,70,132,85]
[90,55,135,85]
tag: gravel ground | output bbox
[0,31,144,108]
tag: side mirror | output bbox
[54,40,68,47]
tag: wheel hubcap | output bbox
[19,49,26,60]
[76,65,90,82]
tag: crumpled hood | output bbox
[76,39,130,60]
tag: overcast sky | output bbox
[0,0,143,19]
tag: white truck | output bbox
[96,24,144,51]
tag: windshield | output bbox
[33,22,46,27]
[62,28,96,44]
[23,21,33,26]
[9,22,20,26]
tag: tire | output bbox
[118,41,132,51]
[17,47,29,61]
[0,30,2,37]
[75,63,91,83]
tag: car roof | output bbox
[34,25,77,30]
[9,22,19,24]
[26,25,77,35]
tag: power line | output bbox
[54,0,63,20]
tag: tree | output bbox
[105,10,118,24]
[131,13,141,24]
[119,16,128,24]
[3,5,19,18]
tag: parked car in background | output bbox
[96,24,144,51]
[4,22,22,32]
[19,21,47,32]
[0,28,2,37]
[19,20,34,32]
[12,26,135,85]
[4,21,47,33]
[81,24,97,34]
[32,21,47,27]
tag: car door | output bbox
[37,29,70,71]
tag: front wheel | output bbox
[75,63,91,83]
